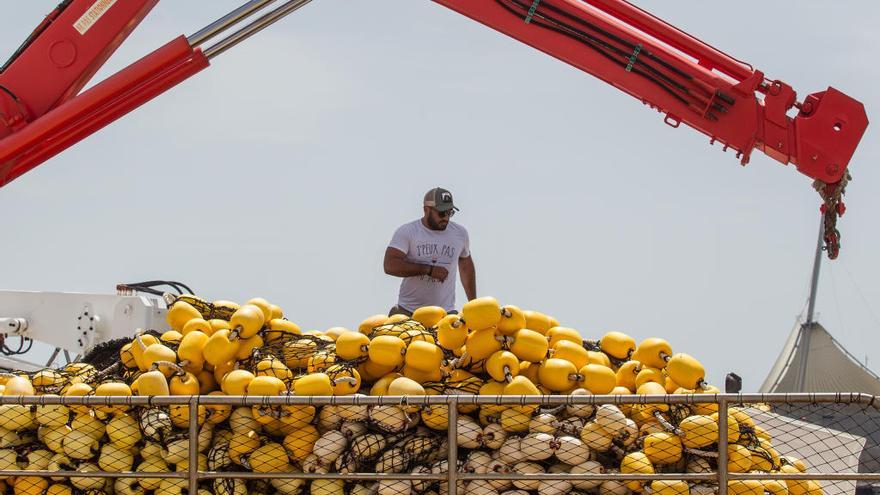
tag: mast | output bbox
[794,219,825,391]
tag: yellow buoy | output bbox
[359,314,387,334]
[651,480,689,495]
[579,364,617,394]
[326,365,361,395]
[404,341,444,374]
[523,310,553,335]
[135,370,170,396]
[615,360,640,392]
[293,373,334,396]
[509,329,548,363]
[599,331,636,360]
[728,481,765,495]
[166,301,202,332]
[538,358,579,392]
[497,305,527,335]
[643,432,682,465]
[634,367,665,388]
[633,337,672,369]
[620,451,654,491]
[265,319,301,342]
[727,444,753,473]
[678,415,718,448]
[465,328,503,362]
[437,315,468,351]
[221,370,255,396]
[368,336,407,368]
[502,376,541,414]
[181,318,212,336]
[203,330,241,367]
[336,332,370,361]
[246,376,287,396]
[461,297,502,331]
[412,306,447,328]
[547,327,582,348]
[244,298,274,323]
[666,353,706,389]
[486,351,519,382]
[551,340,589,369]
[230,304,265,339]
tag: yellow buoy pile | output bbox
[0,295,821,495]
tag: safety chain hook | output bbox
[813,172,851,260]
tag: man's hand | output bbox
[429,265,449,283]
[385,248,450,283]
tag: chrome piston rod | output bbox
[188,0,280,47]
[202,0,315,59]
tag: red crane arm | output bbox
[0,0,869,258]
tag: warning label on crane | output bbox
[73,0,118,35]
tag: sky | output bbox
[1,0,878,391]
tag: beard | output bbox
[426,215,448,231]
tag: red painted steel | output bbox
[432,0,867,258]
[0,36,209,187]
[432,0,868,183]
[580,0,755,81]
[0,0,160,137]
[0,0,869,255]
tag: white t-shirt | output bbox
[388,219,471,312]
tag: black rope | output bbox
[119,280,195,295]
[1,335,33,356]
[497,0,696,110]
[536,0,736,105]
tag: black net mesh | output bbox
[6,298,880,495]
[367,320,434,344]
[1,396,879,495]
[751,401,880,495]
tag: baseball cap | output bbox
[423,187,459,212]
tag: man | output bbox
[384,187,476,316]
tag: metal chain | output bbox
[812,171,851,260]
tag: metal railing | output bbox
[2,392,879,495]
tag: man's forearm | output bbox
[385,258,432,278]
[464,276,476,301]
[460,258,477,301]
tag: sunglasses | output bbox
[434,208,455,218]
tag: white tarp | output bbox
[760,322,880,394]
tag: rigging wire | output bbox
[828,263,848,342]
[840,258,880,331]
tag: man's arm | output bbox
[459,255,476,301]
[384,247,448,282]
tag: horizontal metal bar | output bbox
[197,471,446,481]
[0,395,197,405]
[0,470,187,479]
[2,392,874,406]
[191,392,876,406]
[729,473,880,481]
[460,473,718,481]
[5,470,880,483]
